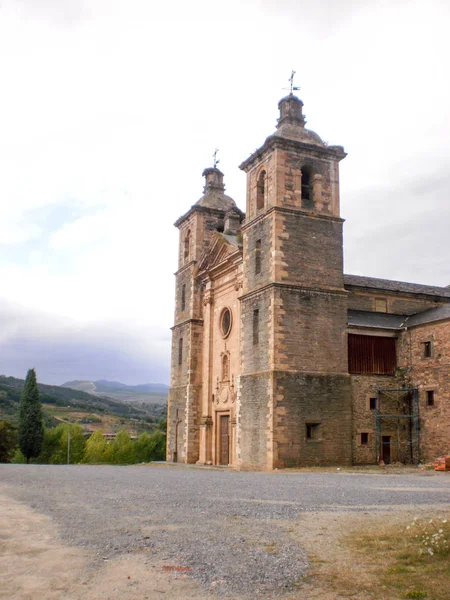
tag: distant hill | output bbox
[0,375,166,434]
[62,380,169,405]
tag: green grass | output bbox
[346,515,450,600]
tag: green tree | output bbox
[135,430,166,463]
[61,424,86,464]
[148,430,166,461]
[0,421,18,463]
[36,426,64,464]
[110,429,135,464]
[18,369,44,463]
[34,423,87,464]
[84,429,110,463]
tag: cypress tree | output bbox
[18,368,44,463]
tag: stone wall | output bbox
[242,215,272,293]
[398,321,450,461]
[274,210,344,288]
[350,374,399,464]
[273,372,352,467]
[347,290,446,315]
[273,287,348,374]
[237,372,272,470]
[240,289,272,376]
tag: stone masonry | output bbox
[167,91,450,469]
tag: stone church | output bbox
[167,92,450,469]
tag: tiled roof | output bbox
[344,274,450,299]
[347,306,450,330]
[404,305,450,327]
[347,310,407,330]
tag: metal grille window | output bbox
[348,334,396,375]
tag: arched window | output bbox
[181,284,186,311]
[184,230,191,262]
[222,354,229,381]
[301,167,313,209]
[256,170,266,210]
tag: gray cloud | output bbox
[344,168,450,286]
[0,302,170,385]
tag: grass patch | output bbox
[343,514,450,600]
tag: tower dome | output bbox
[195,167,237,211]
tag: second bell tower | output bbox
[237,91,352,469]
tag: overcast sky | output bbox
[1,0,449,385]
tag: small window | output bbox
[220,308,232,338]
[423,341,432,358]
[256,170,266,210]
[426,390,435,406]
[253,309,259,345]
[306,423,321,441]
[184,230,191,262]
[181,284,186,311]
[361,432,369,445]
[375,298,387,313]
[178,337,183,366]
[369,397,378,410]
[301,167,313,209]
[255,239,261,275]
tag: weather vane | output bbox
[286,70,300,95]
[213,148,220,169]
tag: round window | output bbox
[220,307,232,338]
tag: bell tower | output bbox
[237,90,352,469]
[167,166,238,464]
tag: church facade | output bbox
[167,93,450,469]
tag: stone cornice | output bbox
[174,204,245,228]
[174,261,196,276]
[171,318,204,331]
[241,205,344,232]
[239,135,346,172]
[239,282,348,302]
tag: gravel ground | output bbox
[1,464,449,597]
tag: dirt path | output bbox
[0,493,217,600]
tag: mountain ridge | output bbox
[61,379,168,404]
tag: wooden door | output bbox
[220,415,230,465]
[382,436,391,464]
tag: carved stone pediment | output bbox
[195,233,242,279]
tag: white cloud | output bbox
[0,0,449,383]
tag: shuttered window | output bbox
[348,334,396,375]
